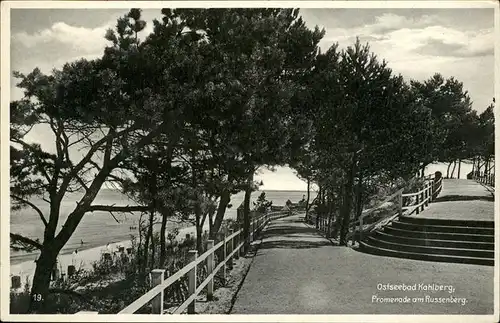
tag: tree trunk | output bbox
[446,162,452,178]
[243,172,254,253]
[317,186,322,212]
[451,160,457,178]
[196,217,203,254]
[340,159,357,246]
[143,210,154,273]
[28,246,59,313]
[355,173,363,220]
[457,159,461,179]
[326,189,334,238]
[28,168,110,311]
[159,209,170,267]
[150,231,156,270]
[137,215,144,273]
[194,195,205,255]
[210,190,231,240]
[27,133,163,312]
[332,185,343,239]
[305,178,311,220]
[159,154,174,267]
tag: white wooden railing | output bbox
[473,172,495,187]
[106,210,291,314]
[313,175,443,244]
[355,175,443,242]
[402,176,442,215]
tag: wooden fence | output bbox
[102,210,290,315]
[473,172,495,187]
[314,176,443,243]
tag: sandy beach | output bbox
[9,225,200,289]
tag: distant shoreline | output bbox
[10,222,204,286]
[10,218,195,265]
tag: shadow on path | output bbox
[256,217,337,250]
[476,182,495,197]
[259,239,332,250]
[261,225,319,237]
[432,195,494,203]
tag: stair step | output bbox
[366,236,494,259]
[398,216,494,228]
[359,241,493,266]
[391,221,494,235]
[372,230,494,250]
[384,227,493,243]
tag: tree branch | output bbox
[11,194,48,227]
[58,124,141,200]
[88,204,149,213]
[74,174,90,192]
[11,138,54,183]
[10,233,43,251]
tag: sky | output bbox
[9,6,495,191]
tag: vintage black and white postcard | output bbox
[1,1,498,322]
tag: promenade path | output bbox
[410,179,494,221]
[231,179,495,314]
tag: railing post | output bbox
[151,269,165,315]
[234,230,240,260]
[206,240,214,301]
[250,218,254,242]
[420,190,425,211]
[221,232,227,283]
[228,229,234,270]
[416,193,420,215]
[398,190,403,217]
[359,216,364,244]
[239,225,245,258]
[187,250,198,314]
